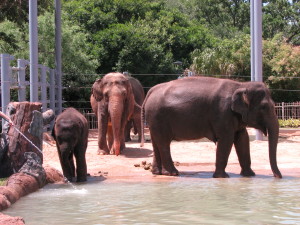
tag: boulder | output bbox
[44,166,66,183]
[0,213,25,225]
[6,173,39,198]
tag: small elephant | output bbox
[124,76,145,142]
[91,72,135,156]
[141,76,282,178]
[52,107,88,182]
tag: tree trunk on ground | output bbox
[5,102,43,173]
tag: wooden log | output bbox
[6,102,43,173]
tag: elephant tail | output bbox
[134,101,142,109]
[140,103,145,147]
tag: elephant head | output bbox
[231,82,282,178]
[91,72,135,156]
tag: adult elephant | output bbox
[141,76,282,178]
[124,76,145,142]
[91,72,135,156]
[52,107,88,182]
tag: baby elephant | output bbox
[52,108,89,182]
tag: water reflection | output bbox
[4,178,300,225]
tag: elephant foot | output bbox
[98,149,109,155]
[161,168,179,176]
[76,176,87,182]
[64,176,73,182]
[151,167,162,175]
[240,168,256,177]
[213,170,229,178]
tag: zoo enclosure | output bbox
[1,62,300,130]
[275,102,300,120]
[0,54,61,117]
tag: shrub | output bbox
[278,119,300,128]
[0,178,7,186]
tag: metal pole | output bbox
[1,54,14,127]
[250,0,255,82]
[49,69,56,113]
[251,0,263,140]
[17,59,29,102]
[29,0,39,102]
[40,65,48,112]
[254,0,263,83]
[55,0,62,114]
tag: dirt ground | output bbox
[42,128,300,183]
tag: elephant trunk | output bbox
[267,118,282,178]
[109,96,124,156]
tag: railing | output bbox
[0,54,61,116]
[78,108,98,130]
[275,102,300,120]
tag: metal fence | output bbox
[0,54,61,116]
[275,102,300,120]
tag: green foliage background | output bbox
[1,0,300,107]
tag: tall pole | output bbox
[1,54,14,127]
[55,0,62,114]
[29,0,39,102]
[251,0,263,140]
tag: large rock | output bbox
[44,166,66,183]
[0,213,25,225]
[18,152,46,188]
[6,173,39,198]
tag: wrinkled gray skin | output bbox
[91,72,135,156]
[52,107,88,182]
[141,76,282,178]
[125,77,145,142]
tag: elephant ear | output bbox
[92,78,103,102]
[231,88,250,123]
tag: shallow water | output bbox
[4,178,300,225]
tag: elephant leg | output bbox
[151,134,178,176]
[151,140,162,175]
[124,121,132,142]
[234,129,255,177]
[133,115,141,142]
[107,123,114,154]
[97,105,110,155]
[214,137,234,178]
[69,155,75,178]
[74,144,87,182]
[59,147,74,182]
[120,120,126,153]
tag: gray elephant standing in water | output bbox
[141,76,282,178]
[52,107,89,182]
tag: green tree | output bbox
[63,0,214,88]
[191,33,250,78]
[264,35,300,102]
[0,0,52,48]
[166,0,251,38]
[263,0,300,45]
[0,11,98,108]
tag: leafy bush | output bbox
[278,119,300,128]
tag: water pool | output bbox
[4,178,300,225]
